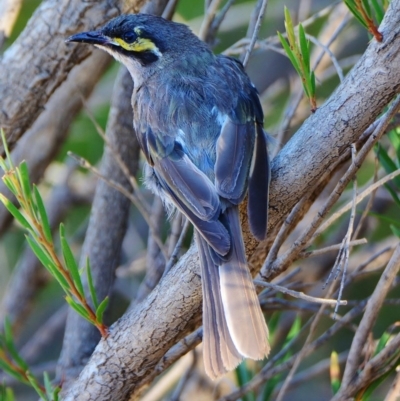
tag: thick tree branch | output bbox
[62,2,400,400]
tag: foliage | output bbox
[0,130,108,337]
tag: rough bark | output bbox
[61,2,400,400]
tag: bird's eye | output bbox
[122,31,137,43]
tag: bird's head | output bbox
[66,14,206,81]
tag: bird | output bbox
[66,13,271,379]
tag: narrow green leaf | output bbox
[4,387,15,401]
[388,130,400,150]
[375,331,391,355]
[344,0,368,27]
[371,0,384,22]
[0,360,27,383]
[391,224,400,238]
[298,24,310,75]
[65,296,90,320]
[59,224,84,298]
[235,362,255,401]
[33,186,52,244]
[26,371,47,400]
[310,71,316,96]
[0,129,14,170]
[286,315,301,344]
[375,146,400,188]
[284,7,296,47]
[1,175,19,197]
[86,258,99,309]
[43,372,56,399]
[278,32,302,75]
[17,162,32,202]
[388,130,400,161]
[95,297,109,324]
[330,351,341,394]
[369,212,400,230]
[0,195,31,230]
[25,236,56,274]
[3,319,28,371]
[0,157,8,173]
[383,184,400,208]
[362,0,372,19]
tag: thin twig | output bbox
[242,0,269,68]
[340,242,400,390]
[68,152,168,258]
[254,280,347,306]
[313,167,400,240]
[330,144,358,317]
[219,301,367,401]
[263,96,400,280]
[306,34,344,81]
[163,217,190,277]
[352,156,379,240]
[199,0,223,42]
[298,238,367,259]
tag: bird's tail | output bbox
[196,234,242,379]
[196,206,270,379]
[219,206,270,360]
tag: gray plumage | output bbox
[67,13,270,379]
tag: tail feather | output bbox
[196,235,242,379]
[219,207,270,360]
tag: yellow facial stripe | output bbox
[113,37,160,55]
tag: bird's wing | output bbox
[214,114,270,241]
[214,119,255,204]
[248,124,270,241]
[146,129,231,256]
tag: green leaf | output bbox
[298,24,310,75]
[362,0,372,19]
[65,296,90,320]
[59,224,84,298]
[0,359,27,383]
[388,130,400,161]
[383,183,400,208]
[286,315,301,343]
[25,236,56,274]
[0,129,14,170]
[86,258,99,309]
[0,195,31,230]
[95,297,109,324]
[371,0,385,22]
[3,319,28,371]
[1,386,15,401]
[26,371,47,400]
[235,362,255,401]
[1,175,19,197]
[43,372,58,400]
[17,161,32,202]
[278,32,301,75]
[284,7,296,48]
[375,146,400,187]
[368,211,400,226]
[33,186,53,244]
[310,71,316,96]
[390,224,400,238]
[344,0,368,28]
[330,351,341,394]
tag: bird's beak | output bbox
[66,30,111,46]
